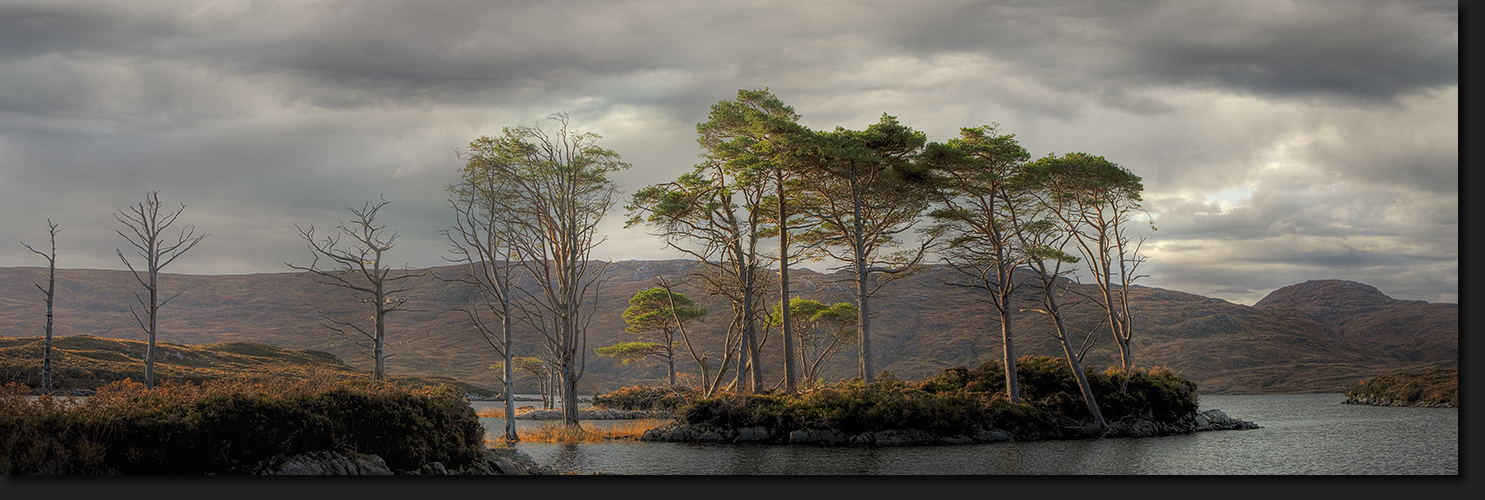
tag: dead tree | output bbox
[115,191,208,389]
[21,219,60,393]
[287,198,424,381]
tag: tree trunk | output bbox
[778,173,797,393]
[561,359,580,427]
[502,302,517,441]
[42,251,55,394]
[1000,306,1021,404]
[146,263,158,389]
[852,180,875,383]
[1047,292,1105,430]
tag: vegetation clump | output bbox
[654,356,1199,442]
[0,375,487,474]
[592,385,699,412]
[1344,368,1458,408]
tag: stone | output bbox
[973,429,1013,443]
[736,426,772,443]
[258,451,393,475]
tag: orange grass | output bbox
[498,419,668,443]
[476,406,538,418]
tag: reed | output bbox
[515,419,668,443]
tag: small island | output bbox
[597,356,1259,447]
[1343,368,1458,408]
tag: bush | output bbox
[592,385,697,412]
[0,375,487,474]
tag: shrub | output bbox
[593,385,698,412]
[0,376,487,474]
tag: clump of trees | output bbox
[620,88,1150,432]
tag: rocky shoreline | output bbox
[638,409,1259,446]
[252,446,565,475]
[1342,394,1458,408]
[246,409,1258,474]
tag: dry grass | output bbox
[476,405,540,418]
[495,419,668,444]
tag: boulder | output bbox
[256,451,393,475]
[1194,409,1261,431]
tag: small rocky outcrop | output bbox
[1192,409,1261,431]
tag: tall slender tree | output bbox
[920,124,1034,403]
[21,220,60,394]
[444,164,523,442]
[1036,152,1150,371]
[697,88,810,392]
[460,113,627,426]
[287,198,423,382]
[793,115,933,383]
[1014,166,1107,431]
[115,191,208,389]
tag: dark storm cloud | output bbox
[0,0,1458,306]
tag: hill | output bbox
[0,334,493,396]
[0,262,1458,395]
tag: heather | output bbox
[0,375,486,474]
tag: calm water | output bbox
[474,393,1458,475]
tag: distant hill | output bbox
[0,262,1457,395]
[0,334,492,396]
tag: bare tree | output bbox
[287,198,424,381]
[115,191,208,389]
[443,165,523,441]
[21,219,60,394]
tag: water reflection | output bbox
[481,393,1457,475]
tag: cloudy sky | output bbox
[0,0,1458,305]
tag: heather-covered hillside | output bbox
[0,262,1457,395]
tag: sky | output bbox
[0,0,1459,306]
